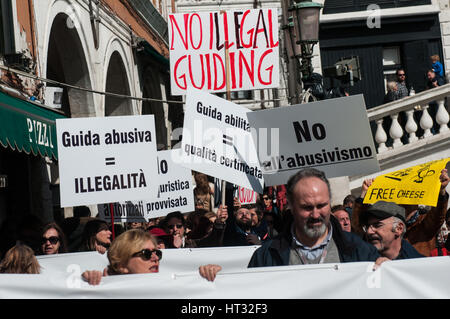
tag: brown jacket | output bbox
[351,193,449,257]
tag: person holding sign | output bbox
[352,168,449,256]
[185,208,229,248]
[82,229,222,284]
[247,168,385,268]
[223,204,268,246]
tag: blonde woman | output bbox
[0,244,40,274]
[82,229,221,284]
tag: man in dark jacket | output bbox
[360,201,424,260]
[248,168,381,268]
[223,204,268,246]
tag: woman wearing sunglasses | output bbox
[39,222,68,255]
[82,229,222,285]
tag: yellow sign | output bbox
[363,158,450,207]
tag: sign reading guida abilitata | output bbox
[56,115,159,207]
[180,88,264,193]
[247,95,380,186]
[168,8,279,95]
[97,149,195,222]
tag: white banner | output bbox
[168,9,280,95]
[56,115,159,207]
[247,95,380,186]
[37,245,258,275]
[181,89,264,193]
[97,149,195,221]
[3,252,450,299]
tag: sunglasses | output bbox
[41,236,60,245]
[263,197,270,200]
[168,224,183,230]
[398,74,405,76]
[132,249,162,261]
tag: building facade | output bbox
[0,0,175,245]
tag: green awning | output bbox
[0,90,66,160]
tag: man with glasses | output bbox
[361,201,423,260]
[395,69,409,99]
[353,169,449,256]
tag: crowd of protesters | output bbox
[0,167,448,280]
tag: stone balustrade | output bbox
[368,83,450,154]
[347,84,450,193]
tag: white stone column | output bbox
[420,104,434,138]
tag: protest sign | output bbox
[363,158,450,207]
[238,186,258,205]
[168,9,279,95]
[247,95,380,186]
[56,115,158,207]
[97,149,195,221]
[180,88,264,193]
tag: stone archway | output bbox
[46,13,94,118]
[104,51,133,116]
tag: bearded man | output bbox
[248,168,382,267]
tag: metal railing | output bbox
[368,83,450,154]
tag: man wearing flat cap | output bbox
[361,200,424,260]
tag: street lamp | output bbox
[288,0,323,84]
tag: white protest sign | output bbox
[56,115,158,207]
[180,89,264,193]
[97,149,195,221]
[247,95,380,186]
[168,8,279,95]
[238,186,258,205]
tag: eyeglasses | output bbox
[41,236,60,245]
[132,249,162,261]
[362,221,393,233]
[168,224,183,230]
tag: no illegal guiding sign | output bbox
[168,8,279,95]
[56,115,159,207]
